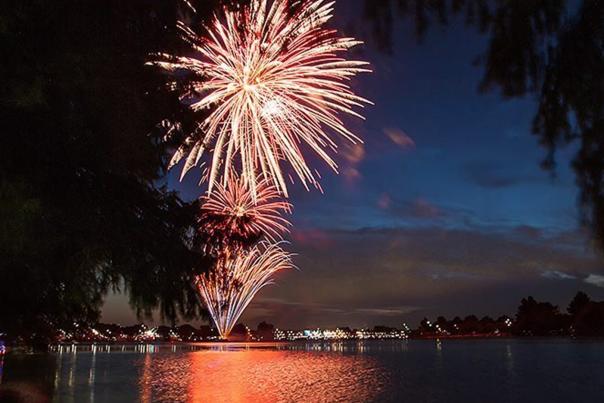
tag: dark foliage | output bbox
[256,321,276,340]
[513,292,604,337]
[567,290,590,317]
[514,296,569,336]
[567,291,604,336]
[0,0,231,346]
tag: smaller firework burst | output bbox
[200,176,292,246]
[196,242,294,339]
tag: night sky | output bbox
[102,0,604,329]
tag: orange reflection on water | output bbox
[139,345,385,402]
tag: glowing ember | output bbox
[196,242,294,339]
[149,0,372,197]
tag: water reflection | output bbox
[47,342,392,402]
[139,348,386,402]
[2,340,604,402]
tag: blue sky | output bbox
[102,1,604,328]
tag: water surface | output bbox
[0,339,603,402]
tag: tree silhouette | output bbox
[257,321,276,340]
[567,291,591,317]
[0,0,231,346]
[572,301,604,336]
[514,296,569,336]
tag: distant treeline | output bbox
[415,291,604,338]
[7,292,604,346]
[515,291,604,337]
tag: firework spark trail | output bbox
[200,175,292,244]
[149,0,372,197]
[195,242,294,339]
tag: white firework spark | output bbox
[196,242,294,338]
[149,0,371,197]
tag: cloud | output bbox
[340,143,365,183]
[429,269,482,281]
[585,274,604,288]
[410,198,443,219]
[243,296,421,327]
[341,143,365,164]
[463,161,523,189]
[377,193,392,210]
[383,128,416,150]
[262,224,604,328]
[541,270,577,280]
[291,228,334,249]
[353,307,419,316]
[514,225,543,239]
[377,194,451,221]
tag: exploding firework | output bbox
[196,242,294,338]
[200,176,292,246]
[149,0,372,197]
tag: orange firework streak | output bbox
[149,0,371,338]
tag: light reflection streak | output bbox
[88,350,96,403]
[137,348,386,402]
[505,344,515,376]
[140,354,152,403]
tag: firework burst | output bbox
[200,175,292,245]
[149,0,372,197]
[196,242,294,338]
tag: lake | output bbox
[0,339,603,402]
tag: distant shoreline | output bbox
[43,335,603,348]
[6,336,604,355]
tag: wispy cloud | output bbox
[243,296,421,327]
[585,274,604,288]
[541,270,577,280]
[377,194,442,218]
[291,228,334,249]
[463,161,526,189]
[430,269,483,281]
[340,143,365,184]
[383,128,416,150]
[353,306,419,316]
[377,194,469,222]
[410,198,443,219]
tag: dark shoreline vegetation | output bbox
[2,291,603,352]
